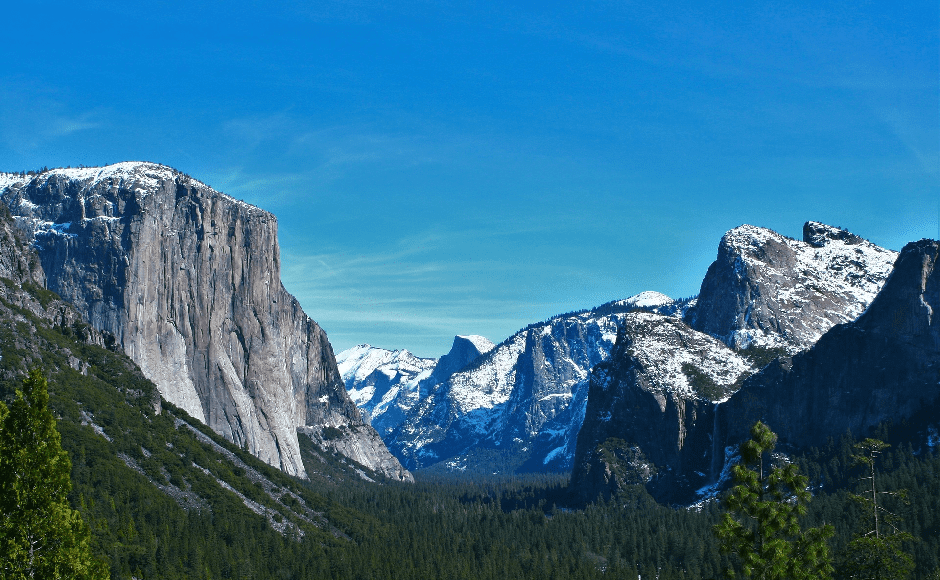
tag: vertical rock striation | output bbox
[0,163,410,481]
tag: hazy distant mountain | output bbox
[337,335,494,437]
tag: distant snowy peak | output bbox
[336,344,435,385]
[337,335,495,439]
[623,290,673,309]
[335,345,436,408]
[458,335,495,355]
[687,221,898,352]
[604,290,684,316]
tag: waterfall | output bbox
[709,402,721,482]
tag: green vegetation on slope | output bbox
[0,270,938,579]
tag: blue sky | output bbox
[1,1,937,357]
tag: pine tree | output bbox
[0,369,109,579]
[714,421,833,579]
[837,439,914,580]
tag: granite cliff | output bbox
[0,163,410,482]
[685,222,897,351]
[713,238,940,458]
[571,222,900,503]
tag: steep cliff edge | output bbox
[569,222,902,503]
[685,222,897,351]
[569,312,752,502]
[714,238,940,455]
[0,163,411,482]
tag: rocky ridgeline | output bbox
[570,223,923,503]
[685,221,898,352]
[337,335,494,438]
[385,292,682,472]
[0,163,410,482]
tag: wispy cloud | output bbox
[0,86,102,153]
[877,107,940,176]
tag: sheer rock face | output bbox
[569,223,912,504]
[685,222,897,352]
[0,163,410,482]
[715,239,940,455]
[570,313,752,502]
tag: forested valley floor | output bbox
[0,280,938,579]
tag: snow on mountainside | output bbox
[386,221,896,477]
[338,335,495,438]
[617,312,752,404]
[336,345,438,435]
[388,293,684,471]
[570,311,755,502]
[686,222,897,352]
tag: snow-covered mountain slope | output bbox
[336,345,438,436]
[570,221,903,503]
[337,335,494,437]
[387,294,687,471]
[686,222,897,352]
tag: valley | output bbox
[0,163,938,578]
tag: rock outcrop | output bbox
[713,239,940,457]
[0,163,410,482]
[569,312,752,502]
[685,222,897,351]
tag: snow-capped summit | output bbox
[686,221,897,351]
[621,291,674,309]
[458,335,495,355]
[337,335,494,437]
[336,345,437,434]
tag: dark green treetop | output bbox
[837,438,914,580]
[0,368,108,580]
[714,420,834,580]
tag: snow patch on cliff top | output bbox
[459,334,495,355]
[719,223,898,350]
[623,312,752,403]
[1,162,265,216]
